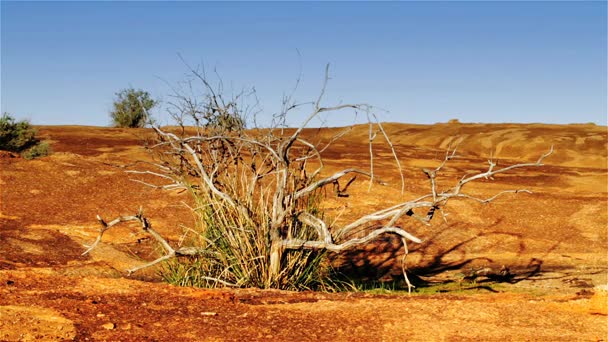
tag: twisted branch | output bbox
[83,208,210,275]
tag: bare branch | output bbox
[440,146,554,199]
[299,212,332,244]
[400,238,415,293]
[367,118,375,192]
[282,226,422,252]
[314,64,331,110]
[294,168,386,200]
[82,214,140,256]
[454,190,532,204]
[126,253,175,275]
[129,179,187,191]
[83,210,211,275]
[373,116,405,194]
[337,198,433,238]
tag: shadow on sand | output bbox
[330,226,548,291]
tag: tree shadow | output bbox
[329,225,551,290]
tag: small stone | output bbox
[200,312,217,316]
[102,322,115,330]
[96,313,105,318]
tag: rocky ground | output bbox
[1,123,606,340]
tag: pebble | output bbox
[102,322,116,330]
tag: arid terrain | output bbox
[1,122,607,341]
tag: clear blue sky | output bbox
[1,1,606,127]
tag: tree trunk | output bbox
[268,239,283,287]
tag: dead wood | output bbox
[83,65,553,291]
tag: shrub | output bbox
[160,186,339,291]
[0,113,38,152]
[201,102,246,132]
[22,141,51,160]
[110,88,157,128]
[0,113,51,159]
[85,66,551,293]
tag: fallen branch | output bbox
[83,208,210,275]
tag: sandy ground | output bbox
[1,123,606,341]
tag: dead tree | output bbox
[83,65,553,291]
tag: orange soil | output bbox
[1,123,606,340]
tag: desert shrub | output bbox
[163,78,246,132]
[160,185,341,290]
[0,113,51,159]
[139,66,414,291]
[110,88,157,128]
[22,141,51,160]
[86,65,551,293]
[201,104,246,132]
[0,113,38,152]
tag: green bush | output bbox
[0,113,38,152]
[0,113,51,159]
[110,88,157,128]
[22,141,51,160]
